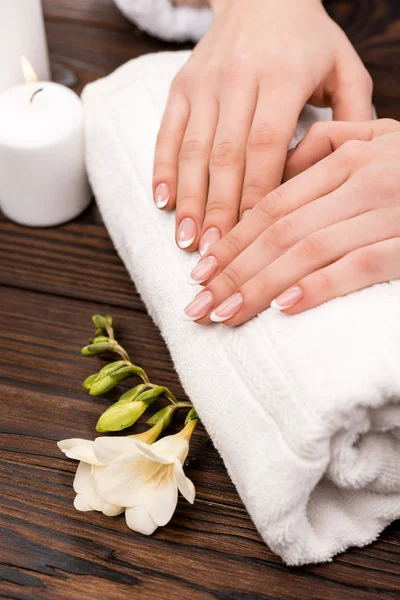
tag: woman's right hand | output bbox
[153,0,373,254]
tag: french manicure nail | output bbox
[241,209,252,220]
[154,183,170,208]
[210,292,244,323]
[177,217,197,249]
[200,227,221,256]
[183,290,214,321]
[270,286,303,311]
[188,255,218,285]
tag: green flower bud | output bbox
[185,407,199,424]
[97,360,127,377]
[105,315,114,328]
[119,384,147,404]
[138,386,166,405]
[82,373,98,390]
[82,361,127,392]
[96,400,147,433]
[81,342,114,357]
[146,404,175,430]
[92,314,108,331]
[88,365,142,395]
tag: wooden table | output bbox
[1,1,399,598]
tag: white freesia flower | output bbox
[95,423,196,534]
[58,419,197,535]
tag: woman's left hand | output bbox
[183,118,400,325]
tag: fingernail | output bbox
[177,217,197,249]
[188,255,218,285]
[241,209,252,220]
[210,292,243,323]
[154,183,170,208]
[270,286,303,311]
[183,290,214,321]
[200,227,221,256]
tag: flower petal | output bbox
[58,438,99,464]
[174,460,195,504]
[143,475,178,527]
[96,460,153,508]
[144,435,189,464]
[135,441,173,464]
[73,461,92,494]
[125,505,158,535]
[93,436,139,464]
[74,493,94,512]
[102,502,125,517]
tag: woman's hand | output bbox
[153,0,373,253]
[183,118,400,324]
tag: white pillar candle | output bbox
[0,62,91,227]
[0,0,50,93]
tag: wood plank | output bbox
[1,286,399,599]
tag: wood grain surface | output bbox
[1,1,400,599]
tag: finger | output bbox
[188,145,352,287]
[284,119,400,181]
[272,237,400,315]
[153,91,190,210]
[199,82,258,254]
[175,93,218,250]
[330,58,373,121]
[202,207,400,325]
[239,78,305,216]
[189,173,372,296]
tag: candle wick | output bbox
[30,88,44,104]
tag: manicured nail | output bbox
[200,227,221,256]
[183,290,214,321]
[154,183,170,208]
[210,292,243,323]
[177,217,197,249]
[241,209,252,220]
[188,255,218,285]
[270,286,303,311]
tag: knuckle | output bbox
[205,197,237,217]
[172,68,193,91]
[313,269,334,295]
[268,218,294,251]
[308,120,330,139]
[299,232,326,261]
[210,141,243,169]
[337,139,369,163]
[253,270,270,296]
[258,189,285,222]
[354,247,382,277]
[247,121,280,151]
[179,137,209,163]
[220,265,242,290]
[222,230,243,255]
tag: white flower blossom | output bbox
[58,422,196,534]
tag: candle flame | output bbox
[21,56,39,83]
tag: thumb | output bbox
[284,118,400,181]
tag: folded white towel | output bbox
[114,0,212,42]
[82,51,400,565]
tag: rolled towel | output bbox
[114,0,212,42]
[82,51,400,565]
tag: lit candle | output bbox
[0,0,50,94]
[0,58,91,227]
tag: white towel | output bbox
[82,51,400,565]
